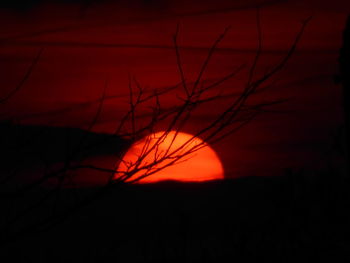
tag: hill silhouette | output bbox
[0,174,348,262]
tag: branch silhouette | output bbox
[0,13,311,243]
[0,48,43,104]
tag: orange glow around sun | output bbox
[116,131,224,183]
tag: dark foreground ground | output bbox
[0,173,349,263]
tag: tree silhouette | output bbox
[339,15,350,170]
[0,11,311,242]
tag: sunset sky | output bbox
[1,0,349,181]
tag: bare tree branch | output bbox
[0,48,44,104]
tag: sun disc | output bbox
[115,131,224,183]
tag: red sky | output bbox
[0,0,349,179]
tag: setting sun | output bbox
[116,131,224,183]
